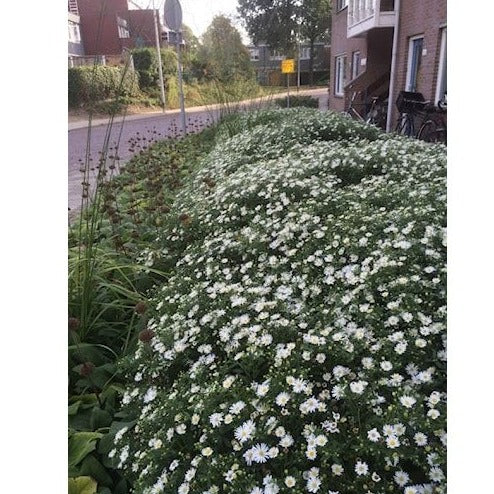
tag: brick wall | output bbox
[78,0,132,55]
[128,9,157,48]
[390,0,447,125]
[329,2,367,112]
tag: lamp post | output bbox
[153,1,166,112]
[164,0,186,134]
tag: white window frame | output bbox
[337,0,349,11]
[434,27,447,106]
[249,48,260,61]
[270,50,285,61]
[299,47,311,60]
[351,50,361,80]
[68,21,81,43]
[334,54,346,97]
[117,17,130,39]
[405,34,424,92]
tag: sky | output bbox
[132,0,248,40]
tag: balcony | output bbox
[348,0,396,38]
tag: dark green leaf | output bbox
[68,432,103,467]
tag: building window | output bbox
[68,21,81,43]
[337,0,349,11]
[249,48,260,61]
[351,51,361,80]
[270,50,285,61]
[334,55,346,97]
[406,35,424,92]
[300,47,311,60]
[117,17,130,39]
[435,27,447,105]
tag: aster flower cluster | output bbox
[112,109,446,494]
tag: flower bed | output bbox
[112,109,446,494]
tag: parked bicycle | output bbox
[417,95,447,144]
[395,91,426,137]
[395,91,447,144]
[342,91,387,129]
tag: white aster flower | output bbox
[275,392,291,407]
[429,467,445,482]
[386,435,401,449]
[209,413,224,427]
[367,428,381,442]
[306,476,321,493]
[279,434,294,448]
[355,461,369,476]
[284,476,296,488]
[414,432,428,446]
[201,447,213,457]
[350,380,368,394]
[306,448,317,460]
[252,443,270,463]
[400,395,417,408]
[394,470,410,487]
[143,387,157,403]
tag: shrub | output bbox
[275,95,319,108]
[132,47,177,89]
[112,110,446,494]
[68,65,141,107]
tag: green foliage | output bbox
[299,0,332,43]
[238,0,300,53]
[199,15,255,82]
[274,94,319,108]
[68,66,140,107]
[131,47,177,89]
[68,476,98,494]
[69,122,220,493]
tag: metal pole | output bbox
[287,73,290,108]
[153,5,166,112]
[176,33,187,134]
[386,0,401,132]
[297,39,301,92]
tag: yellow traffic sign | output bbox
[281,59,295,74]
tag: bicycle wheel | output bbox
[418,120,446,143]
[396,114,413,137]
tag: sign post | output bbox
[164,0,186,134]
[281,59,295,109]
[152,1,166,112]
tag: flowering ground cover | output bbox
[111,109,446,494]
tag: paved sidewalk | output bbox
[68,87,330,130]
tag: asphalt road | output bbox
[68,88,329,217]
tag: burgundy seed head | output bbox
[135,301,147,315]
[68,317,80,332]
[139,328,155,343]
[80,362,95,377]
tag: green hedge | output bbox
[132,47,177,89]
[68,65,141,107]
[275,94,319,108]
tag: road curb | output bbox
[68,88,329,131]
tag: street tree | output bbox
[198,15,254,82]
[237,0,300,55]
[238,0,331,84]
[299,0,331,85]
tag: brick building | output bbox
[329,0,447,129]
[68,0,164,65]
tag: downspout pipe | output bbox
[386,0,401,132]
